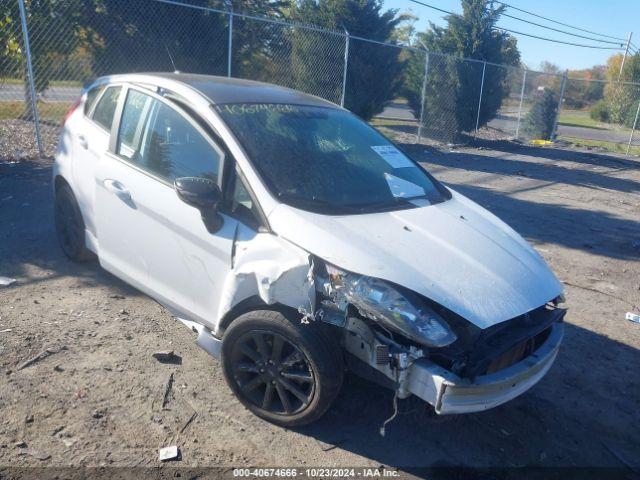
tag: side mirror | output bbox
[175,177,223,233]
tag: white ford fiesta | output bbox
[54,73,566,426]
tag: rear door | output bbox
[94,85,238,327]
[71,84,121,235]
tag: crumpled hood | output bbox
[267,189,563,329]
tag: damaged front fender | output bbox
[214,224,314,336]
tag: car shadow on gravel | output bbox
[471,138,640,171]
[448,182,640,262]
[389,145,640,261]
[382,125,640,173]
[294,322,639,476]
[0,160,140,297]
[400,143,640,195]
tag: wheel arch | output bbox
[218,295,299,335]
[54,174,71,194]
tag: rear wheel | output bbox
[221,309,343,426]
[54,184,92,261]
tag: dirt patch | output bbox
[0,131,639,475]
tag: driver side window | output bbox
[116,89,222,184]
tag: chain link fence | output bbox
[231,15,345,105]
[557,77,640,153]
[2,0,640,158]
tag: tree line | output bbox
[4,0,637,138]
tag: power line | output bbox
[499,11,624,47]
[407,0,454,16]
[406,0,626,51]
[492,1,628,42]
[495,26,625,50]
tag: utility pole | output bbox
[619,32,633,81]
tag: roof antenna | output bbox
[164,44,178,73]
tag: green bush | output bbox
[589,100,609,123]
[623,101,640,128]
[522,88,558,140]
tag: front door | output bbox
[94,86,237,328]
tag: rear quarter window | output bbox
[91,86,121,131]
[84,85,104,116]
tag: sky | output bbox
[385,0,640,71]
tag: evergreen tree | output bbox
[522,88,557,140]
[403,0,520,141]
[290,0,407,119]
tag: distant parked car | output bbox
[53,73,566,426]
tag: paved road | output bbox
[0,83,81,102]
[2,87,637,145]
[378,102,638,145]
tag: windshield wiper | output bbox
[277,193,362,213]
[278,192,429,215]
[342,194,431,213]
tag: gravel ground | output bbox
[1,120,639,478]
[0,120,59,160]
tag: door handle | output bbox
[103,179,131,202]
[77,134,88,150]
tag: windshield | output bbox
[215,103,450,214]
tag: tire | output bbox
[221,309,343,427]
[54,184,92,262]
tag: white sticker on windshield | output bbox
[384,173,425,199]
[371,145,414,168]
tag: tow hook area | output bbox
[342,316,422,400]
[340,318,564,415]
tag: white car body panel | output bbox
[94,153,239,330]
[215,225,314,335]
[53,73,566,416]
[268,189,563,329]
[68,90,114,236]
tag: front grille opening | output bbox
[485,326,552,375]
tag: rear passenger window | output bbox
[117,89,222,184]
[84,85,104,116]
[91,86,120,130]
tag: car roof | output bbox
[104,72,338,109]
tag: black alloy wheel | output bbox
[229,330,315,415]
[221,309,343,426]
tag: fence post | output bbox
[626,99,640,155]
[417,47,430,142]
[18,0,43,157]
[551,70,568,140]
[227,4,233,78]
[515,69,527,140]
[474,61,486,138]
[340,29,349,108]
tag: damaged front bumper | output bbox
[407,322,564,414]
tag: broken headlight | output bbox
[326,264,457,348]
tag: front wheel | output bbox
[221,309,343,427]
